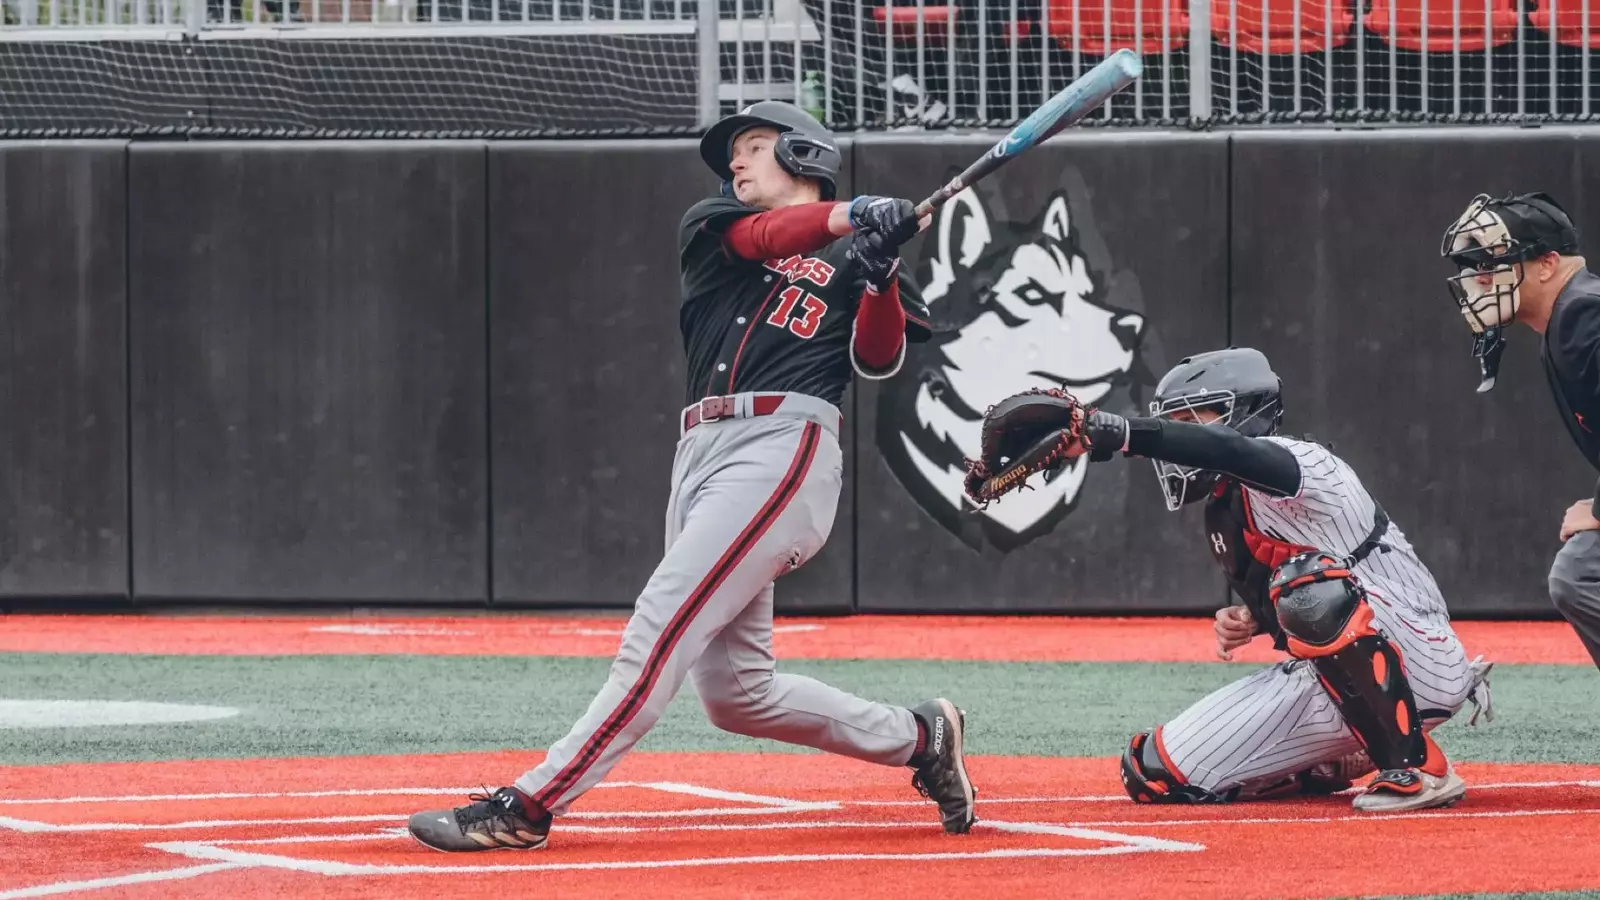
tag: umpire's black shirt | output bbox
[1540,267,1600,515]
[677,196,931,409]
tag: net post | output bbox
[1189,0,1211,118]
[698,0,721,126]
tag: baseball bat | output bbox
[913,49,1144,219]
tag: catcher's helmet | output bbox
[699,101,842,201]
[1439,192,1580,394]
[1149,347,1284,510]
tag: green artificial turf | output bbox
[0,654,1594,766]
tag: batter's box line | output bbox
[197,818,1200,843]
[146,821,1202,875]
[0,779,826,809]
[0,781,834,834]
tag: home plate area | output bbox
[4,753,1600,899]
[151,782,1197,875]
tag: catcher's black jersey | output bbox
[677,196,932,409]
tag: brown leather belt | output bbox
[681,394,786,433]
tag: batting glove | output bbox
[847,228,901,292]
[849,196,920,249]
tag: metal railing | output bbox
[1,0,1595,130]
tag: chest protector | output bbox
[1202,481,1392,651]
[1204,483,1309,650]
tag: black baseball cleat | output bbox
[408,787,552,852]
[908,698,977,834]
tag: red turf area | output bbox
[4,752,1599,899]
[0,614,1588,664]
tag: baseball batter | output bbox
[964,348,1493,812]
[408,101,977,852]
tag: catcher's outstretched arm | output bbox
[1086,414,1301,497]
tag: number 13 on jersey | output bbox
[766,286,829,339]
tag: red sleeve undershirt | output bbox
[721,202,839,261]
[853,279,907,371]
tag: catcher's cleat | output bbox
[908,698,977,834]
[1352,736,1465,813]
[408,787,551,852]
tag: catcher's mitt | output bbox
[961,387,1087,507]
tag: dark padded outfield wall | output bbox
[0,143,129,600]
[488,140,858,614]
[1230,127,1600,617]
[849,132,1232,613]
[127,143,488,603]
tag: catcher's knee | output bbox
[1120,728,1229,804]
[1271,551,1368,657]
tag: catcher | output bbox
[964,347,1494,812]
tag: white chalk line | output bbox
[0,807,833,834]
[0,816,55,833]
[0,780,821,811]
[983,820,1205,853]
[0,779,689,806]
[632,781,821,809]
[9,777,1594,887]
[213,819,1098,843]
[148,840,1181,875]
[213,820,996,846]
[17,814,406,833]
[0,863,243,900]
[8,778,1593,811]
[841,780,1600,807]
[1043,806,1600,829]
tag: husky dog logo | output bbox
[875,171,1150,552]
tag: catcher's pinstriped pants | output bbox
[514,392,919,816]
[1549,529,1600,671]
[1151,598,1475,794]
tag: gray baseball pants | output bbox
[513,392,920,816]
[1548,529,1600,670]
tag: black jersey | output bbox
[677,196,932,409]
[1541,269,1600,491]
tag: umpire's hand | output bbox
[1560,499,1600,542]
[1214,605,1257,661]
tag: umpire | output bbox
[1441,191,1600,670]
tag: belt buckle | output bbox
[699,396,732,423]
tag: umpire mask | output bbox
[1440,192,1580,393]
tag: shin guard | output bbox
[1271,551,1427,771]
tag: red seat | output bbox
[871,4,958,42]
[1530,0,1600,48]
[1045,0,1190,55]
[1364,0,1520,52]
[1212,0,1356,54]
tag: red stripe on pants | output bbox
[534,422,822,809]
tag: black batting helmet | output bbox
[1148,347,1285,509]
[699,101,842,201]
